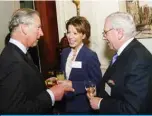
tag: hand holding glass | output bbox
[84,81,96,97]
[45,77,57,87]
[45,71,65,87]
[56,71,65,81]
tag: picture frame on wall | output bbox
[126,0,152,39]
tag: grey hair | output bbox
[9,8,39,33]
[107,12,136,38]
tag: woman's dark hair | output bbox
[66,16,91,40]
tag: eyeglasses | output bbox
[102,28,114,37]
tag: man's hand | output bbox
[88,95,102,110]
[49,84,74,101]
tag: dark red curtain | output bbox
[34,1,59,78]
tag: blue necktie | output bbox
[111,53,118,65]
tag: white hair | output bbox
[9,8,39,33]
[107,12,136,38]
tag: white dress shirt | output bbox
[65,43,83,80]
[117,37,134,56]
[9,38,27,54]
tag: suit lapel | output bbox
[9,43,39,72]
[99,39,139,96]
[75,45,85,61]
[104,39,138,79]
[25,55,40,71]
[63,48,71,71]
[69,45,85,79]
[5,43,46,90]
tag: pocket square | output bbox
[108,79,115,86]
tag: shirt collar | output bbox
[71,43,84,55]
[9,38,27,54]
[117,38,134,56]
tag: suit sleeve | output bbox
[99,57,152,114]
[0,62,52,113]
[60,50,65,71]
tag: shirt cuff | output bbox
[98,98,102,109]
[46,89,55,106]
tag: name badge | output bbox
[71,61,82,68]
[105,83,111,96]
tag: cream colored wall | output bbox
[56,1,76,40]
[81,0,119,73]
[0,1,20,53]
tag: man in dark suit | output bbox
[87,12,152,114]
[0,8,74,114]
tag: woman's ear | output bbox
[82,34,86,39]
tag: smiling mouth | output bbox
[69,40,75,44]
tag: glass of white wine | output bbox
[45,77,57,87]
[84,80,96,97]
[56,71,65,81]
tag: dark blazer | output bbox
[57,45,102,113]
[0,43,52,114]
[98,39,152,114]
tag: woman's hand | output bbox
[57,80,72,88]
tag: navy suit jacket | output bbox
[98,39,152,114]
[0,43,52,114]
[58,45,102,113]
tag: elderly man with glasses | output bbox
[87,12,152,114]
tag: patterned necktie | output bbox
[111,53,118,65]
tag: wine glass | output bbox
[84,80,96,97]
[45,77,57,87]
[56,71,65,81]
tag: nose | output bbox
[102,36,106,40]
[66,33,73,39]
[39,28,44,36]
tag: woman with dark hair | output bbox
[56,16,102,114]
